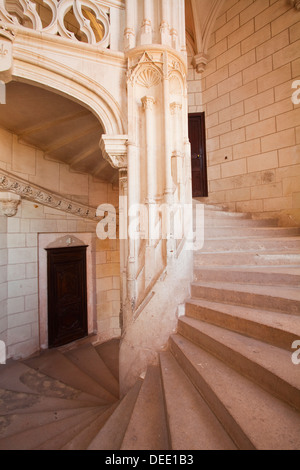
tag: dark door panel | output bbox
[188,113,208,198]
[47,246,88,348]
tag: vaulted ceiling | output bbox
[185,0,225,56]
[0,81,118,183]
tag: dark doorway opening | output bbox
[188,112,208,198]
[46,246,88,348]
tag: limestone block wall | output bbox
[188,0,300,226]
[0,127,120,359]
[0,214,7,348]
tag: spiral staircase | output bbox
[0,204,300,450]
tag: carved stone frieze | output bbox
[0,170,100,220]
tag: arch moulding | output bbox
[11,43,126,135]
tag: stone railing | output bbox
[0,0,110,45]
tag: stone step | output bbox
[185,298,300,351]
[177,317,300,411]
[194,207,251,219]
[193,202,228,212]
[191,281,300,315]
[200,217,279,228]
[193,266,300,287]
[87,379,143,450]
[94,339,120,383]
[0,407,101,450]
[0,388,96,415]
[121,366,170,450]
[159,351,237,450]
[24,349,117,405]
[193,250,300,267]
[64,344,119,399]
[169,335,300,450]
[61,404,119,450]
[204,226,300,239]
[0,361,103,404]
[197,237,300,253]
[0,407,98,440]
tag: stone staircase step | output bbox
[0,361,102,404]
[204,226,300,239]
[186,298,300,351]
[64,344,119,399]
[0,388,96,415]
[159,351,237,450]
[23,349,117,405]
[169,335,300,450]
[193,266,300,286]
[0,407,97,440]
[194,250,300,266]
[0,407,101,450]
[191,281,300,315]
[202,217,279,228]
[195,207,251,219]
[88,379,143,450]
[121,366,170,450]
[94,339,120,383]
[61,404,119,450]
[177,317,300,411]
[198,237,300,253]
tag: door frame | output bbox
[46,245,88,348]
[38,233,96,350]
[188,112,208,198]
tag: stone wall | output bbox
[0,127,120,359]
[0,214,7,351]
[188,0,300,226]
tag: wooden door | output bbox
[188,113,208,198]
[47,246,88,348]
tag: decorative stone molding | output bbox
[0,170,100,220]
[0,0,110,46]
[192,53,209,74]
[136,67,161,88]
[170,102,182,115]
[127,49,186,88]
[0,20,14,82]
[141,95,155,110]
[0,191,21,217]
[100,135,128,169]
[290,0,300,10]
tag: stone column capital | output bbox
[141,95,156,110]
[170,101,182,114]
